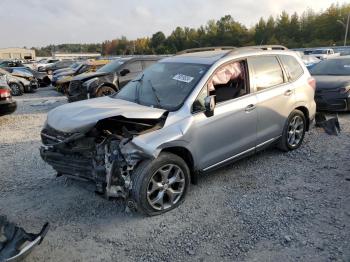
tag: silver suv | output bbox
[40,46,316,215]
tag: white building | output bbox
[53,52,101,59]
[0,48,36,60]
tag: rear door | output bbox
[247,55,295,146]
[118,60,143,88]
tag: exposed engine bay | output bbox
[40,115,167,200]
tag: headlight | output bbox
[339,85,350,95]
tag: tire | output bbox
[9,83,23,96]
[131,152,190,216]
[278,109,306,151]
[95,86,117,97]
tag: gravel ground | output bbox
[0,87,349,262]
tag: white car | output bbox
[34,58,61,72]
[307,48,340,60]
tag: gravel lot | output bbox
[0,87,349,262]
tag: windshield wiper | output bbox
[148,79,161,108]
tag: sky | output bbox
[0,0,340,48]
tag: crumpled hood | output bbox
[47,96,166,133]
[314,75,350,90]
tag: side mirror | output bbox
[204,95,215,117]
[119,68,130,76]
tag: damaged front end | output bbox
[40,115,166,199]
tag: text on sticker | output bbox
[173,74,194,83]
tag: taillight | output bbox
[308,77,316,91]
[0,89,11,98]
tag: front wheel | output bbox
[9,83,23,96]
[95,86,116,97]
[131,152,190,216]
[278,109,306,151]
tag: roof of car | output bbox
[161,46,294,65]
[161,50,231,65]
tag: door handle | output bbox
[284,90,293,96]
[245,104,256,112]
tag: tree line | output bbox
[33,3,350,57]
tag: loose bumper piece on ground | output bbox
[315,113,341,135]
[0,216,49,262]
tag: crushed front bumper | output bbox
[40,146,95,180]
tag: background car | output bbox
[0,60,51,87]
[44,60,76,74]
[0,68,37,95]
[36,58,60,72]
[301,55,321,69]
[0,74,16,115]
[310,56,350,111]
[67,56,160,102]
[53,60,109,93]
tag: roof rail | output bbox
[244,45,288,50]
[177,46,236,55]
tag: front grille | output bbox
[68,80,82,95]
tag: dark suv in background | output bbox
[67,56,161,102]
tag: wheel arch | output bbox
[160,146,197,184]
[295,106,310,131]
[96,82,118,93]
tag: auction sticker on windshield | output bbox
[173,74,194,83]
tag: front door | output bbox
[191,60,258,171]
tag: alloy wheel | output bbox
[146,164,185,211]
[287,115,304,147]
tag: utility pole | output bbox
[345,13,349,46]
[337,13,350,46]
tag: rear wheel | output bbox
[131,152,190,216]
[278,109,306,151]
[95,86,116,97]
[9,83,23,96]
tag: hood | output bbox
[56,76,73,84]
[314,75,350,90]
[56,70,75,77]
[73,71,110,81]
[47,96,166,133]
[9,75,30,85]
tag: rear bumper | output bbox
[315,96,350,112]
[0,100,17,115]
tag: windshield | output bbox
[309,58,350,76]
[114,62,209,111]
[311,49,328,54]
[97,58,129,73]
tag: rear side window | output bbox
[126,61,142,73]
[280,55,304,81]
[248,56,284,91]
